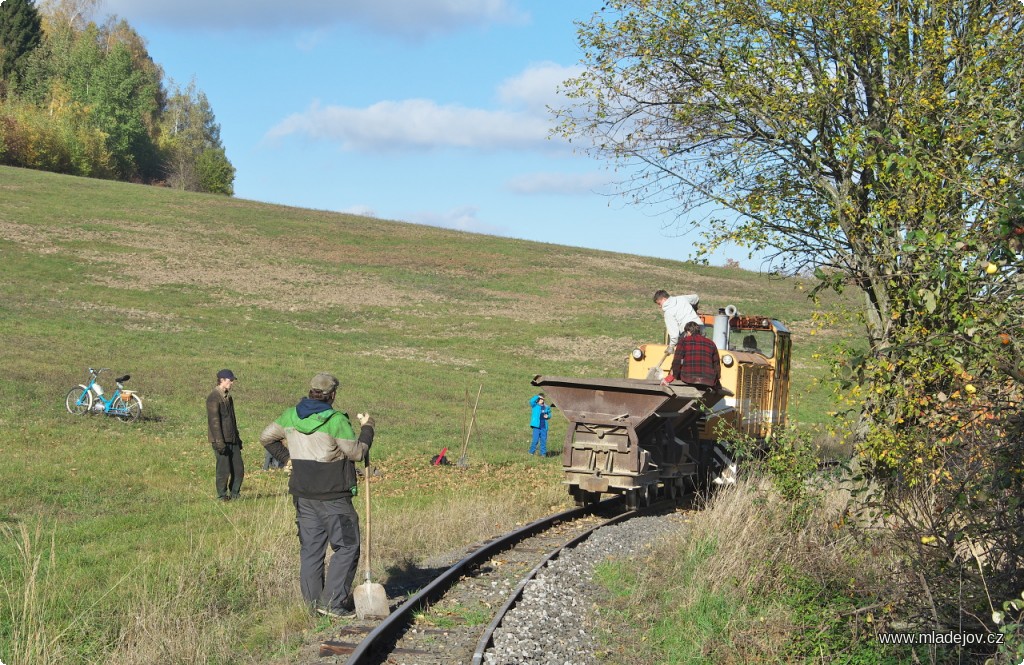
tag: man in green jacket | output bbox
[207,369,244,501]
[260,372,375,619]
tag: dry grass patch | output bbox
[1,218,445,310]
[596,476,899,664]
[352,345,480,368]
[0,496,305,665]
[373,487,569,574]
[368,458,570,573]
[463,295,576,325]
[527,335,637,363]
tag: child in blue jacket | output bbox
[529,393,552,456]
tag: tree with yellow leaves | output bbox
[558,0,1023,647]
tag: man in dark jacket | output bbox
[260,372,375,619]
[667,321,722,388]
[207,368,244,501]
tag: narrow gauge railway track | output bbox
[315,498,659,665]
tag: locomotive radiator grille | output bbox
[737,363,771,439]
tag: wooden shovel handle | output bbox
[364,466,372,582]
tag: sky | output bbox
[94,0,758,268]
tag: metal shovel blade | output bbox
[354,579,389,619]
[645,351,672,380]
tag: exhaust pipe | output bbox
[713,305,738,350]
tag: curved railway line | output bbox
[309,497,680,665]
[300,309,801,663]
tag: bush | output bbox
[0,98,113,177]
[990,590,1024,665]
[763,428,820,505]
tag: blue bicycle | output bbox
[65,368,143,423]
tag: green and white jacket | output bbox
[259,398,374,500]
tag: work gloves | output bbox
[213,441,227,454]
[357,412,374,428]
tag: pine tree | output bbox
[0,0,43,93]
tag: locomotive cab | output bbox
[625,310,791,443]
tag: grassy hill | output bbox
[0,165,858,663]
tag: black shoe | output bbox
[218,495,230,502]
[230,493,240,500]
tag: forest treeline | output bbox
[0,0,234,194]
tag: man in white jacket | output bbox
[653,289,701,355]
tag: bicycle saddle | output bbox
[116,375,131,383]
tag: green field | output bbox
[0,165,858,663]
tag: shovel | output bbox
[457,384,482,467]
[354,464,389,619]
[645,349,672,381]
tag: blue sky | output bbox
[98,0,756,267]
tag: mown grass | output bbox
[0,165,858,663]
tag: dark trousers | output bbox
[214,443,244,497]
[294,496,361,612]
[263,449,284,470]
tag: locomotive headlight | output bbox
[721,354,735,367]
[631,348,645,361]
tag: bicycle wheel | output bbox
[114,394,143,423]
[65,386,93,415]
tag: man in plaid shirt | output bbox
[666,321,721,388]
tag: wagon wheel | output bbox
[639,484,652,508]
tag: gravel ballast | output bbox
[484,512,688,665]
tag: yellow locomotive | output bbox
[534,307,792,507]
[625,307,792,443]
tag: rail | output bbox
[469,504,641,664]
[342,498,626,664]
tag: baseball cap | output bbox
[217,369,237,380]
[310,372,339,393]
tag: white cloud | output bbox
[406,206,506,235]
[296,28,330,52]
[340,204,378,217]
[101,0,527,39]
[497,61,583,112]
[505,171,615,195]
[267,99,558,152]
[266,61,583,153]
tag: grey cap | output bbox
[310,372,339,393]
